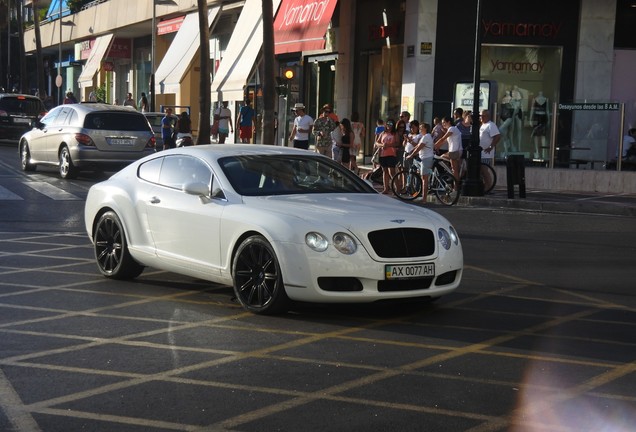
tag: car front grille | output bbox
[367,228,435,258]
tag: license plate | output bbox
[109,138,135,146]
[13,118,30,124]
[385,263,435,280]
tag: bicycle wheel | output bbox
[391,170,422,201]
[434,172,460,206]
[480,163,497,194]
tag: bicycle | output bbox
[390,156,460,206]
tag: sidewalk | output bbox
[359,165,636,217]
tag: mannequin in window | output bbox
[510,85,524,152]
[499,90,515,154]
[529,91,550,159]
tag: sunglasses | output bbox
[386,123,394,126]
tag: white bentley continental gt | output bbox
[84,144,463,314]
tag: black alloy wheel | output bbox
[232,235,290,314]
[94,211,144,279]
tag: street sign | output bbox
[55,75,63,88]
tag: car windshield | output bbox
[219,155,376,196]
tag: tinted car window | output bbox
[52,107,73,126]
[159,155,211,190]
[0,96,45,115]
[84,112,151,131]
[138,157,163,184]
[39,107,61,126]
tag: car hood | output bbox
[242,194,450,231]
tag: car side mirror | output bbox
[183,181,210,197]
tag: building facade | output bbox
[19,0,636,175]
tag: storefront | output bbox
[435,0,581,163]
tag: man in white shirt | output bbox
[214,101,233,144]
[479,109,501,166]
[289,103,313,150]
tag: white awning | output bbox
[155,7,220,95]
[77,34,114,88]
[211,0,282,102]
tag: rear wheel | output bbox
[20,142,36,172]
[391,170,422,201]
[232,235,290,314]
[434,172,460,206]
[94,211,144,279]
[59,145,78,179]
[480,163,497,194]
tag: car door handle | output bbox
[150,196,161,204]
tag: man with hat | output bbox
[313,105,337,156]
[289,103,314,150]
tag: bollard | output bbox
[506,155,526,198]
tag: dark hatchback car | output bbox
[19,103,156,179]
[0,93,47,141]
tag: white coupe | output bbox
[84,144,463,314]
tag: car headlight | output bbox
[305,232,329,252]
[333,232,357,255]
[449,226,459,245]
[438,228,452,250]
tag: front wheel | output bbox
[93,211,144,279]
[391,170,422,201]
[59,145,78,179]
[433,172,460,206]
[232,235,290,314]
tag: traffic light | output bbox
[283,67,295,80]
[275,77,288,97]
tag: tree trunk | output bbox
[261,0,276,145]
[32,0,46,100]
[16,0,26,94]
[196,0,211,145]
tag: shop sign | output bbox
[79,37,130,60]
[274,0,338,54]
[558,103,620,111]
[482,20,562,39]
[420,42,432,55]
[102,61,114,72]
[158,16,185,35]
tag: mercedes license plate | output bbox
[13,118,30,124]
[109,138,134,146]
[385,263,435,280]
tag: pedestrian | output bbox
[161,108,175,150]
[288,103,313,150]
[123,92,137,109]
[322,103,339,123]
[350,112,365,172]
[434,117,462,182]
[432,116,446,154]
[339,118,354,169]
[374,118,400,194]
[331,121,342,162]
[400,110,411,131]
[403,120,421,175]
[138,92,149,113]
[479,109,501,167]
[312,105,337,157]
[236,100,255,143]
[63,91,77,104]
[407,122,435,202]
[175,111,192,145]
[88,90,98,102]
[214,101,233,144]
[455,109,473,159]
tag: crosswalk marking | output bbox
[22,182,81,200]
[0,185,23,200]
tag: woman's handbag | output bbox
[210,120,219,136]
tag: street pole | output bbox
[462,0,485,196]
[57,0,62,104]
[150,3,156,112]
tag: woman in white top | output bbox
[408,122,434,202]
[350,112,365,172]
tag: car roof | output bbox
[60,103,140,114]
[163,144,321,159]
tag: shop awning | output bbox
[211,0,282,102]
[155,7,221,95]
[273,0,338,54]
[77,34,114,88]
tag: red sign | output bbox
[157,16,185,35]
[102,61,114,71]
[79,37,130,60]
[274,0,338,54]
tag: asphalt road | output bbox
[0,142,635,431]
